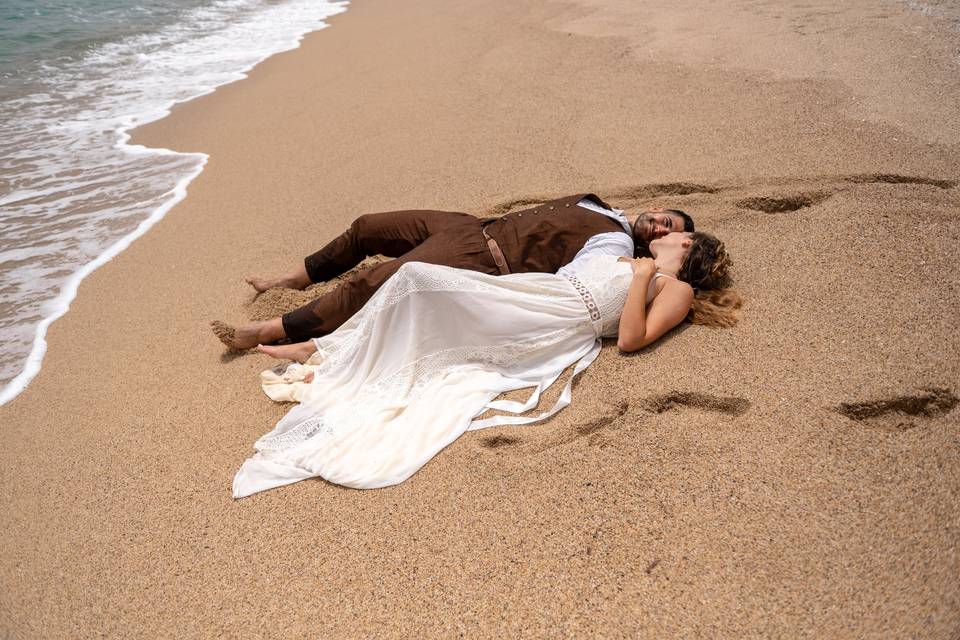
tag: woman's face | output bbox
[649,231,692,256]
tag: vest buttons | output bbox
[565,203,570,207]
[549,206,554,210]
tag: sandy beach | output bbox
[2,0,959,636]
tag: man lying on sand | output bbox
[212,193,694,349]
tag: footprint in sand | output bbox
[640,391,751,416]
[735,192,832,213]
[835,387,958,432]
[476,400,631,454]
[605,182,719,203]
[845,174,956,189]
[477,391,750,456]
[481,434,521,449]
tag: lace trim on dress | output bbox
[565,274,600,321]
[257,415,334,452]
[565,273,603,336]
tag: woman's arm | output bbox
[617,259,694,353]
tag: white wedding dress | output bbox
[233,255,660,497]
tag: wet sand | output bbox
[2,0,959,636]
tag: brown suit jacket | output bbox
[482,193,632,273]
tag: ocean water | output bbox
[0,0,349,404]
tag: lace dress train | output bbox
[233,256,634,497]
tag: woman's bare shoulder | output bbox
[659,274,693,292]
[656,275,694,303]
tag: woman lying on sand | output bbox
[233,231,739,498]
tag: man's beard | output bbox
[631,217,652,258]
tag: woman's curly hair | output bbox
[677,232,742,327]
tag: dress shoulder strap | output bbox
[646,271,677,304]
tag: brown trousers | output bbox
[281,209,499,342]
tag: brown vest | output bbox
[482,193,631,273]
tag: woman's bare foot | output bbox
[257,341,318,363]
[211,318,285,350]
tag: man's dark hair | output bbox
[667,209,695,232]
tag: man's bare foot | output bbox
[245,265,311,293]
[257,341,318,363]
[211,320,283,350]
[245,275,288,293]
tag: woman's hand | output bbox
[618,256,657,278]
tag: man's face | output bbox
[633,209,686,244]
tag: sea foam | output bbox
[0,0,349,405]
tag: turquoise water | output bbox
[0,0,209,83]
[0,0,349,404]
